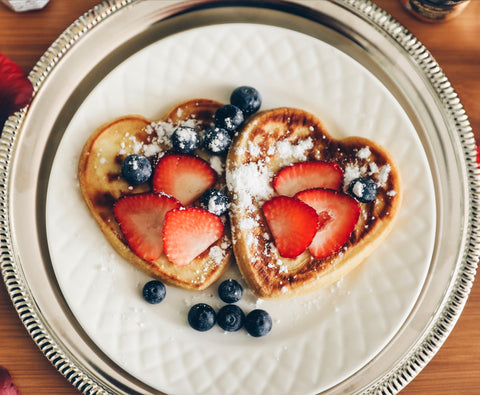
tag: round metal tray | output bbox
[1,0,479,394]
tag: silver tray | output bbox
[1,0,479,394]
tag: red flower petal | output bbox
[0,54,34,127]
[0,366,21,394]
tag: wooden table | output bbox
[0,1,478,394]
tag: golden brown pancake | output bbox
[226,107,401,299]
[78,99,232,290]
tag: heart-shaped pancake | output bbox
[78,99,232,290]
[226,107,401,299]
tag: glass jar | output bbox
[399,0,471,22]
[1,0,49,12]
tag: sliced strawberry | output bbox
[262,196,318,258]
[295,188,360,259]
[273,161,343,197]
[152,154,216,205]
[163,207,224,266]
[114,193,181,261]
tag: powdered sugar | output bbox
[246,232,259,250]
[236,137,313,166]
[227,136,315,214]
[368,162,379,175]
[386,190,397,197]
[226,160,274,251]
[142,121,175,154]
[352,181,364,197]
[343,147,392,189]
[275,137,313,163]
[206,236,232,267]
[376,164,391,187]
[227,162,274,209]
[209,245,225,265]
[118,134,144,156]
[208,156,224,175]
[141,118,201,158]
[238,216,258,231]
[343,164,363,188]
[356,147,371,159]
[248,141,262,158]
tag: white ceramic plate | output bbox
[3,1,478,394]
[46,23,435,395]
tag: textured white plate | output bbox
[46,24,435,395]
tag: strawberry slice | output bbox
[163,207,224,266]
[113,193,181,261]
[295,188,360,259]
[262,196,318,258]
[273,161,343,197]
[152,154,216,205]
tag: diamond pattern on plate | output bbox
[46,24,435,394]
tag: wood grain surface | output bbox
[0,0,478,394]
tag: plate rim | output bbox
[1,0,479,394]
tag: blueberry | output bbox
[188,303,216,332]
[217,304,245,332]
[142,280,166,304]
[348,177,378,203]
[245,309,272,337]
[218,279,243,303]
[121,154,152,185]
[171,126,199,154]
[200,189,229,216]
[214,104,244,133]
[203,126,232,155]
[230,86,261,116]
